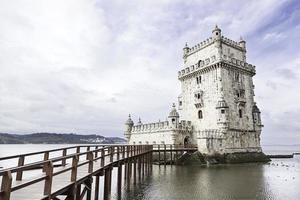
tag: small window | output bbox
[139,141,142,144]
[198,110,203,119]
[221,109,225,114]
[153,141,156,144]
[196,77,199,84]
[179,101,182,106]
[216,32,219,36]
[199,76,202,83]
[172,118,175,123]
[239,109,242,118]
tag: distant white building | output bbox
[124,26,263,155]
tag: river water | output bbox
[0,145,300,200]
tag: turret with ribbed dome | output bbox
[168,103,179,127]
[124,114,134,141]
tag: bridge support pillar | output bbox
[103,167,112,200]
[117,164,122,199]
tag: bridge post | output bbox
[94,175,100,200]
[124,161,128,180]
[122,146,125,158]
[43,151,50,172]
[16,155,25,180]
[138,156,141,182]
[126,159,131,189]
[0,171,12,200]
[101,148,105,167]
[43,161,53,196]
[164,145,166,166]
[88,151,94,173]
[62,149,67,166]
[133,157,137,184]
[126,146,130,158]
[117,146,120,160]
[103,167,112,200]
[71,155,79,182]
[170,145,173,165]
[86,177,93,200]
[158,145,161,164]
[142,155,145,179]
[110,147,114,163]
[117,163,122,199]
[86,146,90,160]
[95,146,99,158]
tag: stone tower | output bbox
[177,25,263,155]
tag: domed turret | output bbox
[183,42,190,63]
[212,24,221,40]
[168,103,179,127]
[124,114,134,142]
[168,103,179,118]
[137,117,142,125]
[239,36,246,50]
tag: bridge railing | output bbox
[0,145,152,200]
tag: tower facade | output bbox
[125,26,263,156]
[178,25,263,154]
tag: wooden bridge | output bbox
[0,144,197,200]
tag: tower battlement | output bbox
[178,58,256,80]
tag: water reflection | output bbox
[123,160,300,200]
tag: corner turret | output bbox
[239,36,246,50]
[168,103,179,127]
[212,24,221,40]
[216,97,229,129]
[183,43,190,63]
[252,103,263,131]
[124,114,134,141]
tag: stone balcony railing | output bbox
[178,57,256,79]
[131,120,193,133]
[184,36,244,57]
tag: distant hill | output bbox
[0,133,126,144]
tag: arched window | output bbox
[198,110,203,119]
[198,60,202,67]
[239,109,242,118]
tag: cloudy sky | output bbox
[0,0,299,145]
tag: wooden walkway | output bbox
[0,144,197,200]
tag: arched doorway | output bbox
[184,136,191,147]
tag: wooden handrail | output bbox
[0,144,153,197]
